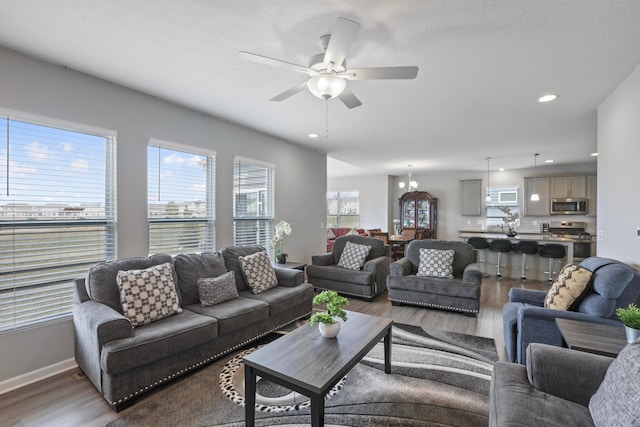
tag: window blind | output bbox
[0,117,116,332]
[233,158,274,257]
[147,143,215,256]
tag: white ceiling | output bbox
[1,0,639,178]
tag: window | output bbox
[233,158,274,257]
[327,191,360,228]
[0,116,116,332]
[148,142,215,255]
[485,186,520,228]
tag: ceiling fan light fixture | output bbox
[307,74,346,99]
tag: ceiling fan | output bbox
[239,17,419,109]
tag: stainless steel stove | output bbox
[548,221,593,260]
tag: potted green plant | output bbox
[616,303,640,343]
[309,290,348,338]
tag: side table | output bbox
[556,318,627,358]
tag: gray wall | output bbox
[598,64,640,268]
[327,175,393,231]
[0,46,327,383]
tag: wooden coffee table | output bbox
[243,310,393,427]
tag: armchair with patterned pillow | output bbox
[387,240,482,314]
[307,235,390,301]
[502,256,640,365]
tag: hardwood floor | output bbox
[0,276,548,427]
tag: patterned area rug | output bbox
[107,323,497,427]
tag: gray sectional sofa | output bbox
[73,245,314,410]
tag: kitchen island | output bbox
[458,231,575,282]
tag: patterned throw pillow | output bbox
[337,241,371,270]
[327,228,336,239]
[116,262,182,328]
[239,251,278,294]
[197,271,239,307]
[544,264,592,310]
[417,248,455,279]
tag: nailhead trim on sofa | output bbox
[388,297,479,314]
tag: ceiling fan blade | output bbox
[340,66,419,80]
[338,86,362,109]
[323,17,360,69]
[238,51,316,75]
[270,81,309,102]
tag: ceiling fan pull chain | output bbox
[325,97,329,138]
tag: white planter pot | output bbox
[624,325,640,343]
[319,321,340,338]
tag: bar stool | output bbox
[489,239,512,278]
[539,244,567,283]
[468,237,490,277]
[513,240,540,281]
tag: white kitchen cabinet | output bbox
[551,176,587,198]
[460,179,483,216]
[524,177,550,216]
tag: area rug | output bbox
[106,323,497,427]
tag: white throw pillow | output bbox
[417,248,455,279]
[338,241,371,270]
[346,228,359,236]
[116,262,182,328]
[327,228,336,239]
[239,251,278,294]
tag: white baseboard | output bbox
[0,358,78,395]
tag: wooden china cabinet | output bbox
[399,191,437,239]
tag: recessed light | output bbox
[538,94,558,103]
[591,152,598,157]
[308,133,319,138]
[498,168,505,172]
[545,159,554,163]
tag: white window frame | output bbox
[233,157,275,257]
[485,185,521,228]
[327,190,360,228]
[0,114,116,333]
[147,140,215,256]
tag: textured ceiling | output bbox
[1,0,639,177]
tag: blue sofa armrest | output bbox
[273,266,304,287]
[312,253,334,266]
[515,305,622,364]
[509,288,547,306]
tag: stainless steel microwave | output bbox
[550,198,588,215]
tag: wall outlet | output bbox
[598,230,604,242]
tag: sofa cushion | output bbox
[544,264,592,310]
[240,283,314,316]
[100,309,218,375]
[116,262,183,328]
[239,251,278,294]
[589,340,640,425]
[406,240,475,278]
[338,241,371,270]
[221,245,266,292]
[198,271,239,307]
[307,264,375,286]
[387,274,479,299]
[174,252,227,306]
[186,296,269,336]
[417,248,454,279]
[86,253,174,314]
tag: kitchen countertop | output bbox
[457,231,592,242]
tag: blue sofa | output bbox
[503,256,640,364]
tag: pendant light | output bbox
[530,153,540,202]
[485,157,492,202]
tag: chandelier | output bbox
[399,165,418,191]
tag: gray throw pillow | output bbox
[197,271,239,307]
[337,241,371,270]
[239,251,278,294]
[589,340,640,425]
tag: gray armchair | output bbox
[306,235,390,301]
[503,256,640,365]
[387,240,482,314]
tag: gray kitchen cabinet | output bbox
[524,177,550,216]
[551,176,587,198]
[587,175,597,216]
[460,179,483,216]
